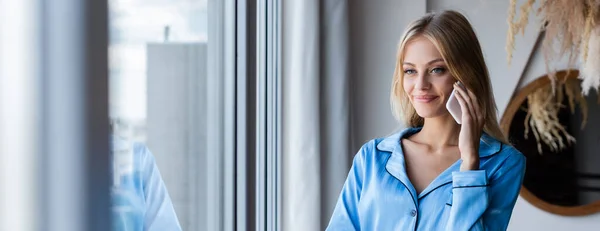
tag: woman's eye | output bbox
[404,69,416,75]
[431,67,446,74]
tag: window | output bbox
[0,1,272,230]
[108,0,234,230]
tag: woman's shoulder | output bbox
[485,142,526,176]
[356,136,393,155]
[353,138,380,161]
[479,132,525,161]
[495,142,525,160]
[355,127,418,157]
[351,134,401,169]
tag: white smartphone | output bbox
[446,82,465,124]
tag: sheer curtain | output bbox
[0,0,111,230]
[282,0,351,230]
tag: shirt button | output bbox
[410,209,417,217]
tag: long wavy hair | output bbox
[390,10,508,144]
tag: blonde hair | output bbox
[391,10,508,144]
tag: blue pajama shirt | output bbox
[327,127,526,231]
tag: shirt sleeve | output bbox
[139,145,183,231]
[445,149,526,231]
[326,145,368,231]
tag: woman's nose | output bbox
[414,74,431,90]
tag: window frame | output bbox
[236,0,281,230]
[206,0,237,230]
[256,0,282,230]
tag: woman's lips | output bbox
[413,95,438,103]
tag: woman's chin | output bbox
[414,109,448,119]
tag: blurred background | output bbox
[1,0,599,230]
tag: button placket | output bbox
[410,209,417,217]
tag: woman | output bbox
[327,10,525,231]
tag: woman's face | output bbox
[402,36,455,119]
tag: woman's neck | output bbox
[416,114,461,148]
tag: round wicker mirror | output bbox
[500,70,600,216]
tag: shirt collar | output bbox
[376,127,502,158]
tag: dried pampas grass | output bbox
[506,0,536,64]
[523,79,588,154]
[580,26,600,95]
[507,0,600,94]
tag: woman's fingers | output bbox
[453,83,475,120]
[453,85,473,123]
[454,83,474,114]
[454,83,486,127]
[466,89,485,125]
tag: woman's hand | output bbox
[453,82,485,171]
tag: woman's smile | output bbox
[412,95,439,103]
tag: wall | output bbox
[348,0,600,230]
[508,34,600,230]
[349,0,425,148]
[349,0,538,149]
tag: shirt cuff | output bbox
[452,170,488,188]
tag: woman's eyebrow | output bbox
[427,58,444,65]
[403,58,444,66]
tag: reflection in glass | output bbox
[109,0,208,230]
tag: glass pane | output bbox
[108,0,208,230]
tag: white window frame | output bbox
[206,0,236,230]
[236,0,282,230]
[256,0,282,230]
